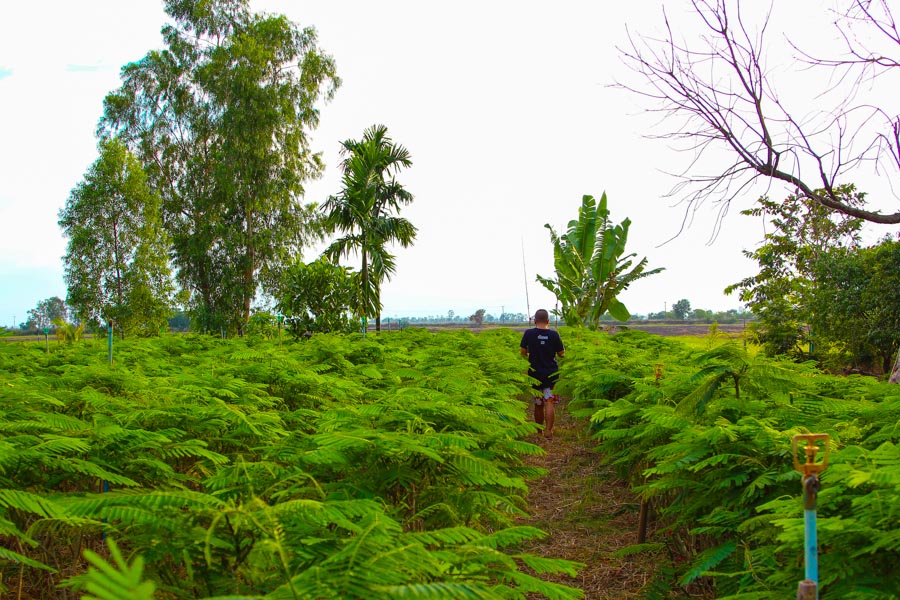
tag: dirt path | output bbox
[519,398,658,599]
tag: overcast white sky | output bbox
[2,0,898,327]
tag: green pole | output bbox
[107,322,113,366]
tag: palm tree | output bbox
[537,193,663,329]
[323,125,417,332]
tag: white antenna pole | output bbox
[521,238,531,320]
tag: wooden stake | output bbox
[637,499,649,543]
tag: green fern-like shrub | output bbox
[0,329,583,599]
[560,328,900,599]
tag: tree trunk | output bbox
[890,350,900,384]
[361,248,369,333]
[111,216,125,340]
[375,281,381,332]
[198,259,213,334]
[112,218,124,314]
[242,205,254,333]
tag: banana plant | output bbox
[537,193,663,329]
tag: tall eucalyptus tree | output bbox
[59,138,173,337]
[99,0,339,333]
[323,124,417,332]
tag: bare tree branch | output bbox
[618,0,900,226]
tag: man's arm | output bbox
[520,347,528,357]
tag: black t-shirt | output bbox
[520,327,564,377]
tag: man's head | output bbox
[534,309,550,325]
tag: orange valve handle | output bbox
[792,434,830,478]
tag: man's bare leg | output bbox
[543,399,555,439]
[534,402,545,426]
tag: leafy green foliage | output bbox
[671,299,691,320]
[76,538,157,600]
[323,124,417,332]
[537,193,662,328]
[0,330,581,599]
[810,237,900,374]
[275,257,361,335]
[59,137,173,337]
[731,189,900,374]
[100,0,339,333]
[52,318,86,344]
[559,328,900,598]
[23,296,68,333]
[726,187,864,357]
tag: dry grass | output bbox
[518,398,662,599]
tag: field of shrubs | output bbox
[0,329,581,599]
[4,326,900,599]
[560,328,900,599]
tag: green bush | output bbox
[0,330,583,599]
[560,328,900,598]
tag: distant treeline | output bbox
[4,306,751,338]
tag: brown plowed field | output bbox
[618,322,747,337]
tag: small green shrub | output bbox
[562,328,900,598]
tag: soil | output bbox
[519,398,661,599]
[613,322,746,337]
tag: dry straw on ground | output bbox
[519,398,660,599]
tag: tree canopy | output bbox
[275,257,361,336]
[59,138,173,337]
[323,124,417,332]
[810,238,900,374]
[671,299,691,320]
[23,297,68,332]
[725,186,865,357]
[99,0,339,333]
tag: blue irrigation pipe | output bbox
[803,475,820,587]
[793,434,829,600]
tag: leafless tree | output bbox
[619,0,900,227]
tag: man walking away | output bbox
[520,309,565,439]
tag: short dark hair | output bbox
[534,309,550,324]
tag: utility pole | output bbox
[521,239,531,320]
